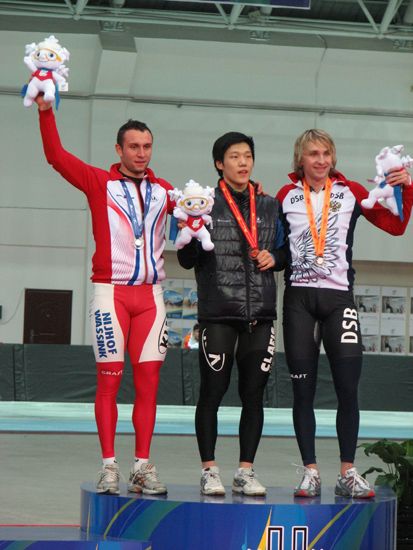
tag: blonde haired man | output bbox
[277,129,412,498]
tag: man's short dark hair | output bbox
[117,119,153,147]
[212,132,255,176]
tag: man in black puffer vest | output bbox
[177,132,286,497]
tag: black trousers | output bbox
[283,286,363,465]
[195,321,274,463]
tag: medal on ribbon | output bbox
[249,248,260,260]
[120,179,152,249]
[219,179,260,260]
[134,237,144,249]
[303,177,332,266]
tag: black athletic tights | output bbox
[195,321,275,463]
[283,286,363,466]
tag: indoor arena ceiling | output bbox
[1,0,413,51]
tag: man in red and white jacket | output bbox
[276,128,412,500]
[35,95,175,496]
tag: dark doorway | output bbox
[23,289,73,344]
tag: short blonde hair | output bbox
[293,129,337,178]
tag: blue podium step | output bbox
[0,525,149,549]
[80,482,396,550]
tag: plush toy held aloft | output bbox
[168,180,215,251]
[361,145,413,220]
[22,35,70,108]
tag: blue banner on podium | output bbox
[0,540,150,549]
[80,483,396,550]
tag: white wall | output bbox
[0,30,412,344]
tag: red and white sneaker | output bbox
[335,467,375,499]
[96,463,120,495]
[128,463,167,495]
[294,466,321,497]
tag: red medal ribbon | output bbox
[219,179,258,251]
[303,177,332,260]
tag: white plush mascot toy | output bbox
[361,145,413,220]
[22,35,70,108]
[169,180,215,251]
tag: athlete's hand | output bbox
[255,180,266,195]
[35,94,53,111]
[385,167,411,187]
[256,249,275,271]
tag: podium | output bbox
[0,526,150,549]
[80,483,396,550]
[0,484,396,549]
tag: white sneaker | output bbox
[232,468,266,496]
[200,466,226,496]
[294,465,321,497]
[128,463,167,495]
[96,463,120,495]
[335,467,375,499]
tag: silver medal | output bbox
[134,237,144,249]
[316,256,324,266]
